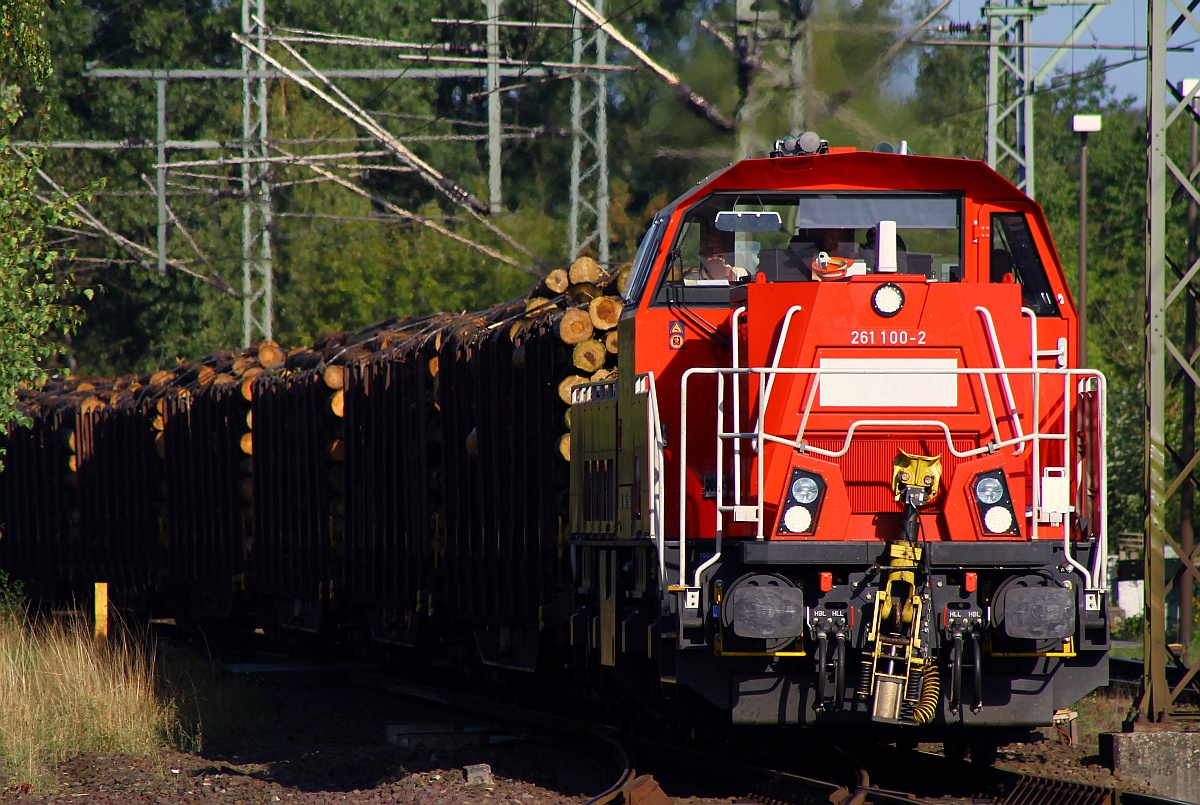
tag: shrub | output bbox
[0,570,24,622]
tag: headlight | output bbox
[791,477,820,504]
[777,469,826,536]
[782,505,813,533]
[974,476,1004,504]
[984,505,1014,533]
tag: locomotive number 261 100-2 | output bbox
[849,329,927,346]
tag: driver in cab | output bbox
[687,230,749,284]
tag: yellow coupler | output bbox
[861,541,940,723]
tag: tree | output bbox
[0,0,89,429]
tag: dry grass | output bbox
[0,613,178,790]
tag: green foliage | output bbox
[0,0,89,429]
[0,569,25,622]
[1112,613,1144,641]
[909,41,987,158]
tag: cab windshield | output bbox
[654,192,963,306]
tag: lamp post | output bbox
[1072,114,1101,368]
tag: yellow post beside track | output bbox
[93,582,108,644]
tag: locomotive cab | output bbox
[568,140,1108,737]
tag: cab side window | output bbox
[622,217,667,306]
[990,213,1059,316]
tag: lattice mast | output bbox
[568,3,609,265]
[984,0,1111,200]
[1141,0,1200,723]
[241,0,274,347]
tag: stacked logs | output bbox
[529,256,626,462]
[11,253,627,468]
[1,255,628,621]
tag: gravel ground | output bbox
[0,667,608,805]
[0,666,1144,804]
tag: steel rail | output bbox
[343,668,636,803]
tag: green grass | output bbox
[1073,687,1133,752]
[155,645,269,752]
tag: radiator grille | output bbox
[805,436,976,513]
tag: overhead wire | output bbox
[59,0,651,290]
[915,35,1200,125]
[244,24,542,262]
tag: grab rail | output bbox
[676,364,1107,593]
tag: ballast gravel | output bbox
[0,667,1146,804]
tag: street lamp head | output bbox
[1072,114,1102,133]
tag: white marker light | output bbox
[783,505,813,533]
[871,283,904,317]
[984,505,1014,533]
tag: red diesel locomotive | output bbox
[568,135,1109,741]
[0,134,1109,759]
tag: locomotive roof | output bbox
[658,151,1037,220]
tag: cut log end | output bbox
[543,268,570,294]
[566,282,601,304]
[568,255,601,285]
[615,265,632,295]
[257,341,285,369]
[557,432,571,462]
[557,308,594,345]
[604,329,619,354]
[326,438,345,463]
[588,296,623,331]
[328,389,344,418]
[322,363,345,390]
[557,374,589,405]
[525,296,557,318]
[572,339,606,374]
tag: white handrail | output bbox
[692,377,725,589]
[975,306,1026,456]
[674,364,1107,594]
[762,305,806,410]
[635,373,669,607]
[731,306,747,505]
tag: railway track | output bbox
[214,655,1193,804]
[343,668,637,803]
[344,664,881,803]
[609,728,1191,805]
[346,664,1197,804]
